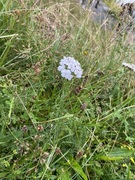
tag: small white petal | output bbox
[61,69,72,80]
[58,65,65,71]
[76,73,82,78]
[74,69,83,76]
[66,74,73,80]
[61,69,67,76]
[60,59,65,65]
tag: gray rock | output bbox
[79,0,117,29]
[90,1,111,23]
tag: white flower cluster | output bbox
[122,62,135,71]
[58,56,83,80]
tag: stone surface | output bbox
[80,0,117,29]
[79,0,135,44]
[79,0,135,26]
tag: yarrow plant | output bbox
[58,56,83,80]
[122,62,135,71]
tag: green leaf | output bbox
[68,159,88,180]
[8,97,14,118]
[0,172,9,178]
[58,169,70,180]
[97,148,134,161]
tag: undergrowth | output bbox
[0,0,135,179]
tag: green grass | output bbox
[0,0,135,179]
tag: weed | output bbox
[0,0,135,179]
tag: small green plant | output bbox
[0,0,135,179]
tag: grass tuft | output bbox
[0,0,135,179]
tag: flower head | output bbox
[122,62,135,72]
[58,56,83,80]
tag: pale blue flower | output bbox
[58,56,83,80]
